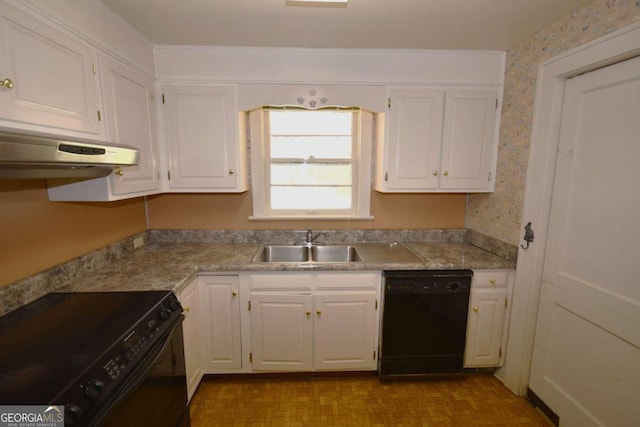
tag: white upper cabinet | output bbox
[161,84,248,192]
[99,54,159,195]
[440,89,498,191]
[0,2,103,137]
[379,89,444,191]
[48,54,160,201]
[375,87,499,193]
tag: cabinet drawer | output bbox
[316,271,380,290]
[472,270,510,288]
[248,273,313,291]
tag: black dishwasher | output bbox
[379,270,472,376]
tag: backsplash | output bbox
[147,228,467,244]
[467,0,640,246]
[0,232,146,317]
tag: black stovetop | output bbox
[0,291,172,405]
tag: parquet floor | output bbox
[189,374,552,426]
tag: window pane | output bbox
[270,110,352,135]
[267,109,356,213]
[271,136,352,159]
[271,164,352,186]
[271,187,352,210]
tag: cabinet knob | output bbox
[433,171,439,176]
[0,78,14,89]
[229,169,235,175]
[184,306,191,312]
[489,279,496,285]
[472,306,479,313]
[232,291,237,296]
[316,309,322,315]
[306,310,311,316]
[443,170,449,177]
[115,167,124,176]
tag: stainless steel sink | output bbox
[311,245,362,262]
[253,242,423,264]
[254,244,362,263]
[256,245,309,262]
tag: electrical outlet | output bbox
[133,236,144,250]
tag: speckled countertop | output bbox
[1,229,517,316]
[57,241,514,294]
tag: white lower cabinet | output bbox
[464,270,512,368]
[181,269,512,388]
[199,275,242,371]
[314,292,378,371]
[247,271,381,372]
[249,293,314,371]
[177,278,202,402]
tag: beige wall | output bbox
[146,191,466,230]
[467,0,640,246]
[0,183,463,288]
[0,180,147,287]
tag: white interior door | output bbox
[529,56,640,426]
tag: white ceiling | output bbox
[100,0,594,51]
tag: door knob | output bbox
[0,78,13,89]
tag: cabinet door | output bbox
[200,276,242,371]
[0,3,102,135]
[249,293,313,371]
[440,89,497,191]
[100,54,159,196]
[179,281,202,402]
[162,85,246,191]
[314,292,378,371]
[384,89,444,190]
[464,287,507,367]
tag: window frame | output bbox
[248,106,373,220]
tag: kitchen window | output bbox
[248,106,373,219]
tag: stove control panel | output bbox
[59,292,184,426]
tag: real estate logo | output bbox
[0,405,64,427]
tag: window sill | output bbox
[249,215,375,221]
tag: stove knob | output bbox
[159,308,172,321]
[82,379,105,400]
[64,404,82,425]
[165,298,180,312]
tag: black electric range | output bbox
[0,291,189,427]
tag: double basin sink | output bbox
[253,242,424,264]
[256,244,362,263]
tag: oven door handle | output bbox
[89,315,185,427]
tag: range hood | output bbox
[0,131,139,179]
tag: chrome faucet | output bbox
[304,229,325,246]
